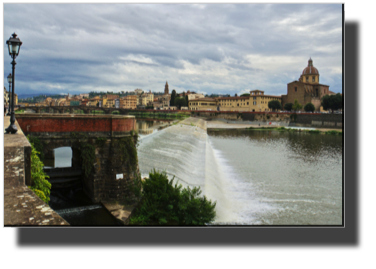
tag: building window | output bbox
[306,76,309,82]
[253,101,256,105]
[253,97,256,100]
[295,87,297,92]
[247,102,249,105]
[312,76,315,82]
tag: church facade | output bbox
[281,58,331,111]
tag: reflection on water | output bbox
[208,129,342,225]
[136,119,172,135]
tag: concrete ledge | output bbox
[4,116,69,226]
[4,187,69,226]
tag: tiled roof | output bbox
[189,97,216,102]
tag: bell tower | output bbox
[164,81,169,95]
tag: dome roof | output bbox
[302,58,319,75]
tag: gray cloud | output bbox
[3,3,342,96]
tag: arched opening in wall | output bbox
[316,88,319,97]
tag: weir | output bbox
[137,118,238,223]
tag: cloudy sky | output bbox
[3,3,342,97]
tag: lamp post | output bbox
[6,73,12,116]
[5,33,22,134]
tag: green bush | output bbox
[27,136,45,161]
[284,103,293,111]
[129,170,216,225]
[304,102,315,112]
[27,137,51,204]
[325,130,342,135]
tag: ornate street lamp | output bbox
[5,33,22,134]
[6,73,12,116]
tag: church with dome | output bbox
[281,58,332,111]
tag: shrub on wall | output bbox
[27,136,51,204]
[27,136,45,161]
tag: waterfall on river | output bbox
[137,124,243,223]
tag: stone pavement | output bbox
[4,116,69,226]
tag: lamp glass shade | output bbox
[7,74,12,83]
[6,35,22,56]
[12,43,19,54]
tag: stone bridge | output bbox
[15,113,140,203]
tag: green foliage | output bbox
[284,103,293,111]
[321,93,342,112]
[308,129,320,134]
[290,113,297,121]
[27,136,51,204]
[292,99,302,111]
[115,136,138,171]
[70,132,88,140]
[95,137,107,147]
[325,130,342,135]
[80,143,96,178]
[174,97,188,109]
[268,100,282,111]
[27,136,45,161]
[170,90,177,106]
[129,170,216,225]
[240,93,250,97]
[304,102,315,112]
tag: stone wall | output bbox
[4,116,69,226]
[295,113,342,128]
[86,136,140,203]
[191,111,342,128]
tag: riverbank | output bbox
[206,119,342,133]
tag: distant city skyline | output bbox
[4,4,343,96]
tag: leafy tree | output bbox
[240,93,250,97]
[27,136,51,204]
[170,89,177,106]
[174,97,188,109]
[292,99,303,111]
[268,100,282,111]
[321,93,342,112]
[284,103,293,111]
[304,102,315,112]
[235,93,238,97]
[129,170,216,225]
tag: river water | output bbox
[47,119,342,225]
[137,124,342,225]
